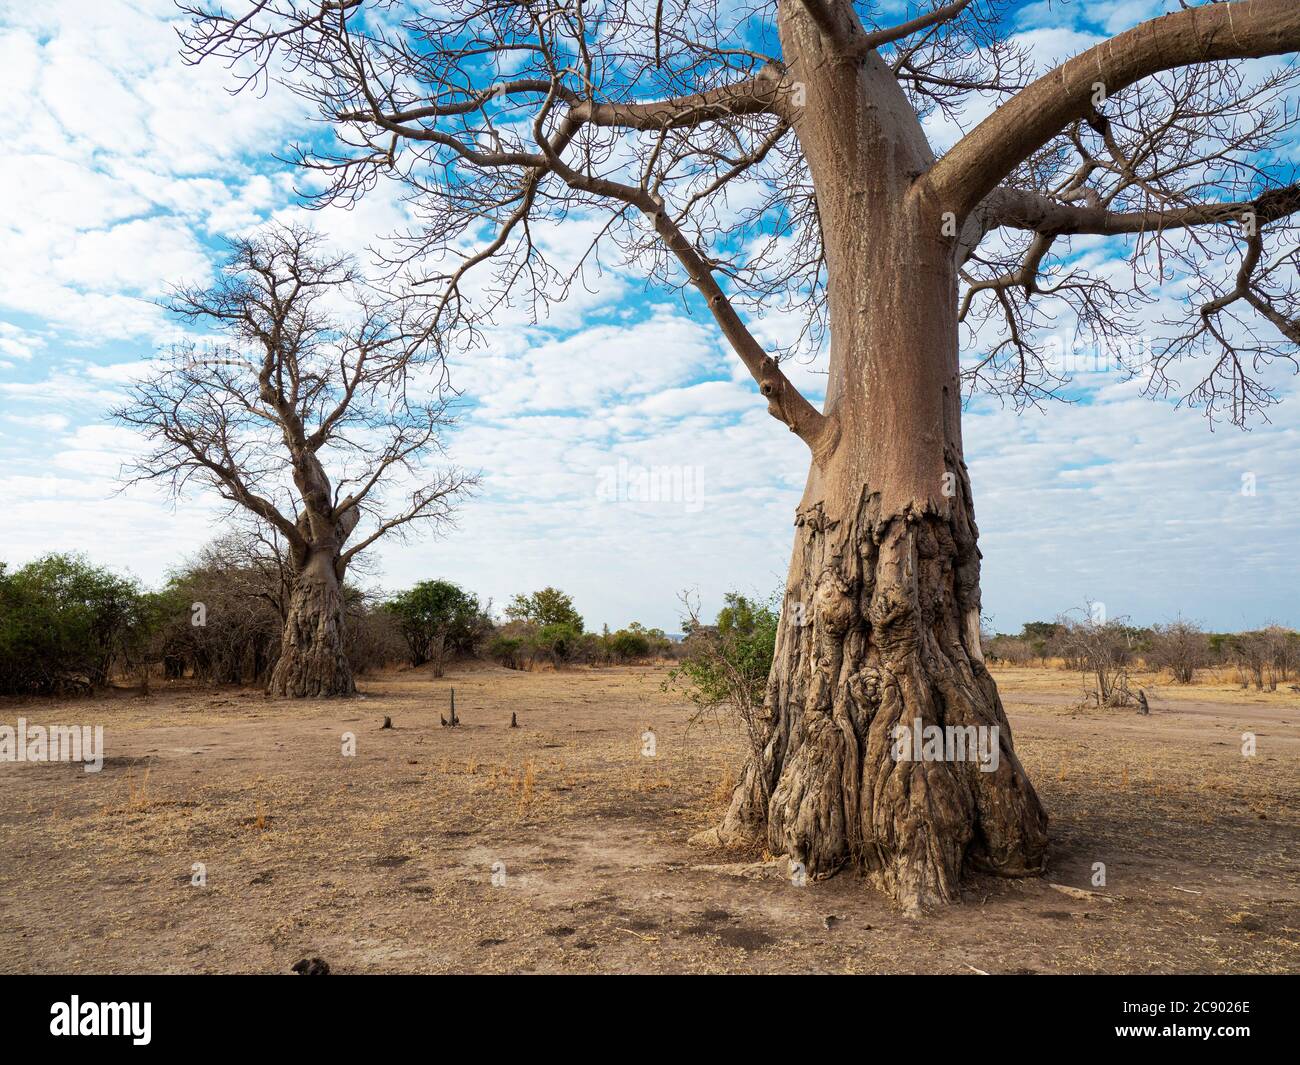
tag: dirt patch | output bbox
[0,664,1296,973]
[709,927,777,951]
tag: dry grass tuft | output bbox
[711,766,736,806]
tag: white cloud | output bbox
[48,218,212,295]
[5,413,69,432]
[0,1,307,345]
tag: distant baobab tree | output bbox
[116,225,472,697]
[180,1,1300,910]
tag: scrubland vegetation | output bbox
[3,542,1293,708]
[0,541,681,697]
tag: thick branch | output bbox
[989,182,1300,236]
[568,69,784,129]
[925,0,1300,220]
[646,204,831,451]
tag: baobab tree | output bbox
[181,1,1300,909]
[116,225,471,697]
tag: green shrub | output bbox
[665,591,779,803]
[608,629,651,660]
[488,634,526,670]
[0,554,153,694]
[504,587,583,630]
[537,621,583,664]
[385,579,487,675]
[667,592,778,719]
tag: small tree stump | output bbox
[510,712,519,728]
[381,716,392,729]
[442,688,460,727]
[1136,689,1150,716]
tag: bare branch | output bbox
[853,0,976,57]
[114,223,470,572]
[925,0,1300,221]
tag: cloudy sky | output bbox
[1,0,1297,636]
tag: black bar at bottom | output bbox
[0,973,1293,1052]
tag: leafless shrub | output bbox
[984,635,1033,666]
[344,590,406,677]
[159,532,286,685]
[1147,617,1209,684]
[1055,604,1139,707]
[1231,624,1300,690]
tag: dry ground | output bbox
[0,663,1296,974]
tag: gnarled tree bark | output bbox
[699,11,1047,914]
[269,547,355,697]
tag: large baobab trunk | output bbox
[701,24,1048,912]
[268,548,355,698]
[711,436,1050,911]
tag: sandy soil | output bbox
[0,663,1296,974]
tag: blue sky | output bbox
[0,0,1297,635]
